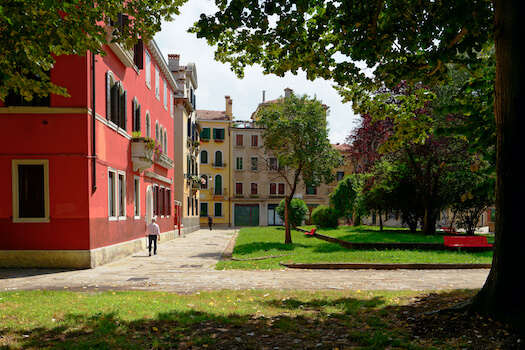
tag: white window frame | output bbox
[118,171,126,219]
[200,150,209,164]
[145,51,151,87]
[250,157,258,171]
[134,176,141,219]
[155,66,160,99]
[108,168,118,220]
[235,182,244,195]
[12,159,50,223]
[145,112,151,137]
[269,182,286,196]
[251,134,259,147]
[250,182,259,196]
[163,80,168,109]
[236,157,243,171]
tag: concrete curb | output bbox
[280,262,492,270]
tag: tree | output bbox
[0,0,186,101]
[192,1,525,328]
[329,175,357,220]
[255,93,341,244]
[275,198,309,229]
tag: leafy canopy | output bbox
[0,0,186,101]
[192,0,493,90]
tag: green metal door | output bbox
[234,205,259,226]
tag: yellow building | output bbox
[196,96,233,228]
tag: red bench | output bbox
[443,236,493,248]
[305,228,316,236]
[441,227,459,235]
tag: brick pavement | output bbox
[0,228,490,293]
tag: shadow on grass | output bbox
[3,290,520,350]
[232,242,310,256]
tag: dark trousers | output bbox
[148,235,158,254]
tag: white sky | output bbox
[153,0,359,144]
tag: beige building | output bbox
[196,96,233,228]
[171,54,201,233]
[229,88,331,226]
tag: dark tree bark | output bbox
[469,0,525,332]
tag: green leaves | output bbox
[0,0,187,101]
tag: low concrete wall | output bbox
[0,230,176,269]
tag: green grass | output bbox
[0,289,485,349]
[216,226,493,270]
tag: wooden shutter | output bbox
[120,90,127,130]
[134,39,144,69]
[106,72,111,120]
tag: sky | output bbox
[153,0,359,144]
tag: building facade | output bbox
[171,55,201,234]
[0,35,180,268]
[196,96,233,228]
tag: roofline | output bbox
[145,39,179,93]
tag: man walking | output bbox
[208,214,213,231]
[146,218,160,256]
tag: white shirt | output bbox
[146,222,160,237]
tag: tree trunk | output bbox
[378,210,383,231]
[469,0,525,331]
[284,196,293,244]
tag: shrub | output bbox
[312,205,339,228]
[276,198,310,228]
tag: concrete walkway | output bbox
[0,228,490,293]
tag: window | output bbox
[214,175,222,195]
[201,174,208,189]
[163,80,168,109]
[213,128,225,141]
[163,129,168,154]
[159,187,165,216]
[145,112,151,137]
[106,72,127,130]
[270,182,285,196]
[214,202,223,217]
[167,189,172,217]
[236,134,244,147]
[214,151,223,167]
[200,150,208,164]
[306,186,317,195]
[155,66,160,99]
[132,98,141,133]
[235,182,243,195]
[108,169,117,219]
[133,39,144,69]
[269,157,278,171]
[145,51,151,86]
[200,202,208,217]
[5,72,50,107]
[12,160,49,222]
[337,171,345,181]
[200,127,210,140]
[250,157,258,171]
[236,157,243,170]
[251,134,259,147]
[118,172,126,218]
[170,91,174,117]
[251,183,258,196]
[155,121,160,142]
[134,176,140,218]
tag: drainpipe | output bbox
[92,52,97,193]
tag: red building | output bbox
[0,37,179,268]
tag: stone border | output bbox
[280,262,492,270]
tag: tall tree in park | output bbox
[0,0,186,101]
[255,94,341,244]
[193,0,525,329]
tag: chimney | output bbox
[168,54,180,72]
[225,95,233,118]
[262,90,266,102]
[284,87,293,98]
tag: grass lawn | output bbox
[0,289,517,349]
[216,226,493,270]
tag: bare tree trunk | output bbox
[469,0,525,331]
[284,196,292,244]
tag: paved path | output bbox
[0,228,490,293]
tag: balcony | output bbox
[210,187,228,199]
[105,25,134,68]
[155,153,174,169]
[212,162,227,169]
[131,138,154,172]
